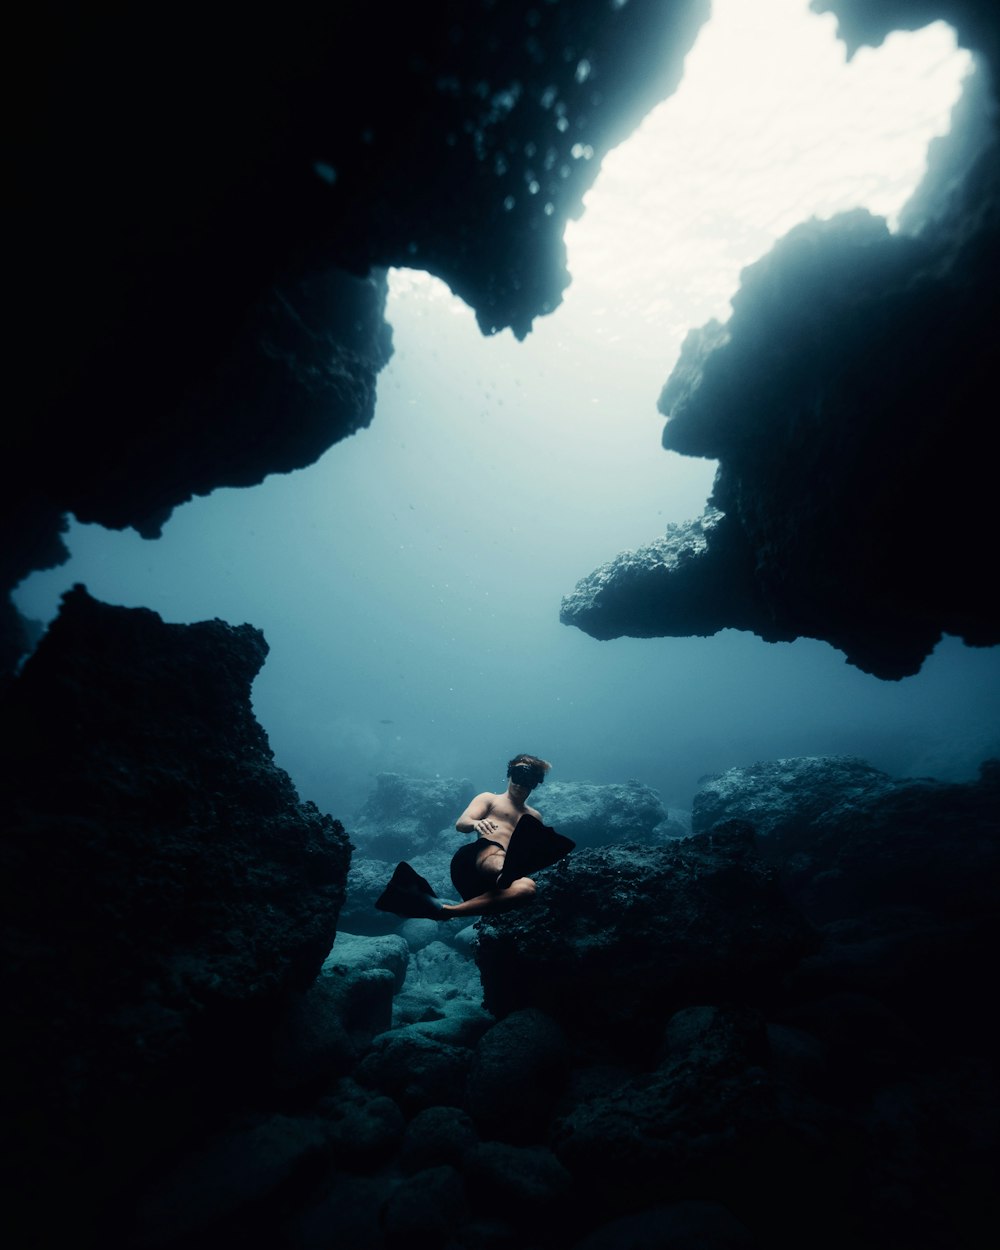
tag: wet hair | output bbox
[506,754,552,785]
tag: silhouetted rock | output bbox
[398,1106,479,1176]
[5,0,711,664]
[563,28,1000,678]
[464,1141,573,1217]
[315,1077,407,1169]
[475,822,819,1055]
[381,1164,469,1248]
[0,586,350,1235]
[551,1006,779,1211]
[128,1112,331,1249]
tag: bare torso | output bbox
[456,789,541,879]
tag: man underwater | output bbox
[375,754,573,920]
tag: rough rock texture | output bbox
[559,508,754,642]
[536,778,670,848]
[0,586,351,1231]
[4,0,711,669]
[475,822,819,1054]
[60,753,995,1250]
[551,1005,782,1210]
[692,755,899,855]
[691,756,1000,1014]
[691,756,1000,909]
[563,18,1000,678]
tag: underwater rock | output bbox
[466,1008,570,1144]
[463,1141,573,1217]
[563,39,1000,682]
[536,778,670,848]
[398,1106,480,1177]
[286,1172,394,1250]
[271,970,384,1094]
[560,508,756,643]
[355,1026,475,1116]
[128,1112,330,1248]
[381,1164,469,1247]
[551,1004,781,1211]
[272,933,413,1091]
[475,823,818,1053]
[692,755,898,855]
[315,1076,407,1169]
[693,756,1000,917]
[391,938,486,1030]
[5,0,712,665]
[340,856,404,935]
[323,932,411,993]
[350,771,476,861]
[0,587,351,1229]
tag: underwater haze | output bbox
[15,0,999,819]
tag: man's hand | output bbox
[473,818,500,837]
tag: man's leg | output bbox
[439,876,536,918]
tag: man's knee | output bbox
[508,877,536,903]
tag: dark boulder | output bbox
[466,1008,569,1143]
[551,1005,789,1218]
[0,586,351,1232]
[475,822,819,1056]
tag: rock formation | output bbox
[535,777,672,847]
[4,0,711,674]
[0,586,351,1240]
[52,753,991,1250]
[562,2,1000,679]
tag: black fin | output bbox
[496,814,575,888]
[375,861,444,918]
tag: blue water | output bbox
[15,272,999,820]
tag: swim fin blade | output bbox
[375,861,444,918]
[496,814,575,888]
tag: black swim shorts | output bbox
[450,838,504,901]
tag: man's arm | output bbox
[456,793,494,833]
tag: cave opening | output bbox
[13,0,996,818]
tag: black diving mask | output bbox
[509,764,543,788]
